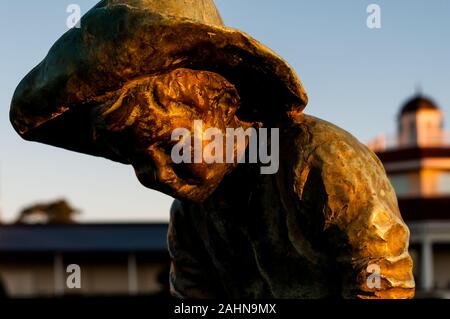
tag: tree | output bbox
[15,199,80,224]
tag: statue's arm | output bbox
[300,132,415,299]
[324,141,414,298]
[168,200,222,298]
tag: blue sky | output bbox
[1,0,449,222]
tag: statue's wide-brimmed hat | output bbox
[10,0,308,164]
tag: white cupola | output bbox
[398,95,443,148]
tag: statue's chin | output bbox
[130,145,234,203]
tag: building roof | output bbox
[400,95,439,116]
[0,223,168,253]
[399,198,450,221]
[376,147,450,165]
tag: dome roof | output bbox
[400,95,439,115]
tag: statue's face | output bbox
[92,68,247,202]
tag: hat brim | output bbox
[10,4,308,164]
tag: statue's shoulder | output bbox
[288,114,401,221]
[289,114,394,202]
[292,114,383,169]
[293,114,363,149]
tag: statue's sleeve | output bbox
[168,200,222,298]
[300,135,415,299]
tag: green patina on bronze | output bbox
[10,0,414,298]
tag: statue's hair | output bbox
[93,68,242,151]
[152,68,240,116]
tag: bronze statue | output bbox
[10,0,414,298]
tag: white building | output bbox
[370,95,450,298]
[0,223,170,298]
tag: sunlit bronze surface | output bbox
[10,0,414,298]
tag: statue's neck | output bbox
[208,121,296,211]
